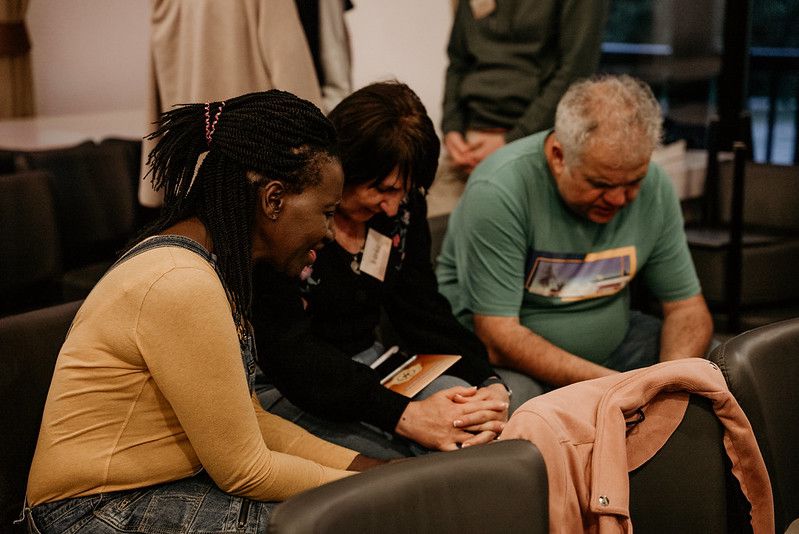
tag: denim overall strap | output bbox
[112,235,215,270]
[113,235,257,391]
[13,497,41,532]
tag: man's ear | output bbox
[261,181,286,220]
[548,136,567,175]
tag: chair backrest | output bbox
[99,138,144,226]
[16,140,139,270]
[718,160,799,232]
[0,150,15,174]
[711,318,799,532]
[0,300,81,532]
[0,170,62,314]
[269,439,549,534]
[629,395,743,533]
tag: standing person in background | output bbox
[139,0,323,208]
[441,0,609,174]
[294,0,354,111]
[253,82,542,459]
[25,91,384,534]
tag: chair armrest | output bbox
[269,439,548,534]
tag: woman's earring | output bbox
[263,182,284,221]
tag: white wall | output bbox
[27,0,150,115]
[24,1,452,129]
[346,0,452,131]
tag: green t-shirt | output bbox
[436,131,701,363]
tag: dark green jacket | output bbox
[442,0,608,141]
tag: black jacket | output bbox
[252,191,495,432]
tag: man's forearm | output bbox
[474,315,615,387]
[659,295,714,360]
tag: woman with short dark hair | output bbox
[25,90,380,533]
[253,82,539,458]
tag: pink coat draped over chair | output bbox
[500,358,774,533]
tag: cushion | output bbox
[18,141,137,269]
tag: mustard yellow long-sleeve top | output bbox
[27,245,357,506]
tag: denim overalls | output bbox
[22,236,273,533]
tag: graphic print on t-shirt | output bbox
[525,246,637,302]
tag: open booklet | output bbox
[370,346,461,398]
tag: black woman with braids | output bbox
[24,91,383,534]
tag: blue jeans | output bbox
[257,343,452,459]
[603,311,662,372]
[255,343,544,459]
[27,472,276,533]
[258,388,419,459]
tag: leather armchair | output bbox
[711,318,799,532]
[269,439,548,534]
[0,301,81,531]
[0,170,62,315]
[270,397,742,534]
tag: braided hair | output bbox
[138,90,338,318]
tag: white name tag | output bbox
[359,228,392,281]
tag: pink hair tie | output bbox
[204,101,225,147]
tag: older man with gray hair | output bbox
[436,75,713,390]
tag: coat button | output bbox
[598,496,610,507]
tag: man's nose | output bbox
[604,186,627,207]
